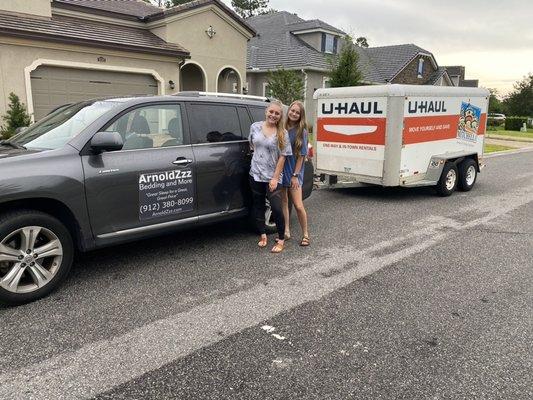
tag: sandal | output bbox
[271,241,284,253]
[258,236,268,248]
[300,236,310,247]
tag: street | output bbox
[1,149,532,400]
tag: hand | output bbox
[290,176,300,189]
[269,178,278,192]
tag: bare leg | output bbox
[289,186,309,239]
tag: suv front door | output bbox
[82,102,198,243]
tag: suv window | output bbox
[188,104,242,144]
[238,107,252,138]
[249,106,266,124]
[104,104,184,150]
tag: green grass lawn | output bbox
[484,143,514,153]
[486,130,533,139]
[487,125,533,139]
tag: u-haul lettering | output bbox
[318,98,387,117]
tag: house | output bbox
[246,11,453,124]
[444,66,479,87]
[0,0,255,120]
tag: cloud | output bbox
[222,0,533,93]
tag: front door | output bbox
[82,102,198,240]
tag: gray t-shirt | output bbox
[249,121,292,183]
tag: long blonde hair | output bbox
[265,101,286,151]
[285,101,307,157]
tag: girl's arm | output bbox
[269,155,286,192]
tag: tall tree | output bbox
[231,0,269,18]
[488,88,504,114]
[1,92,31,139]
[266,68,304,105]
[355,36,369,48]
[503,73,533,117]
[328,36,363,88]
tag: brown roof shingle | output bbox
[54,0,162,19]
[0,12,189,57]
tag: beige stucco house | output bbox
[0,0,255,121]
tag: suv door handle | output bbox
[172,158,193,166]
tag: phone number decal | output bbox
[138,168,194,220]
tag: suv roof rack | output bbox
[174,91,270,102]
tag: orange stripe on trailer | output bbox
[317,117,386,145]
[402,114,486,144]
[479,113,487,134]
[403,115,458,144]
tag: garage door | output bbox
[30,66,159,120]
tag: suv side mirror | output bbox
[90,132,123,153]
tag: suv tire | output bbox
[0,210,74,305]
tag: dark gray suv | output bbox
[0,94,313,305]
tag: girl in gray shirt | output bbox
[249,101,292,253]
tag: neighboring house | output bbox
[0,0,255,120]
[444,66,479,87]
[246,11,453,124]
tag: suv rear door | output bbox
[81,102,198,243]
[186,102,251,220]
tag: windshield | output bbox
[8,101,121,150]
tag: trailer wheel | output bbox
[435,162,458,197]
[458,159,477,191]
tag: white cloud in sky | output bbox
[222,0,532,95]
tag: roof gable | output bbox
[365,44,437,82]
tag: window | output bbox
[262,82,272,97]
[188,104,243,144]
[417,58,425,78]
[324,34,335,54]
[104,104,184,150]
[323,76,331,88]
[238,107,252,138]
[250,106,267,124]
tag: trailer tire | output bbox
[458,159,477,192]
[435,162,458,197]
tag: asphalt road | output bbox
[1,149,532,400]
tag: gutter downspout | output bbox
[301,69,308,111]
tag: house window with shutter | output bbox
[417,58,425,78]
[323,34,336,54]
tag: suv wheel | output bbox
[0,210,73,305]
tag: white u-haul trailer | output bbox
[313,84,490,196]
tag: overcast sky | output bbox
[221,0,532,96]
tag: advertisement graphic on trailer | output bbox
[458,102,481,142]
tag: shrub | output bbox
[1,92,31,139]
[504,116,528,131]
[487,118,504,127]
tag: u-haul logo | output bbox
[319,98,387,117]
[317,117,386,146]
